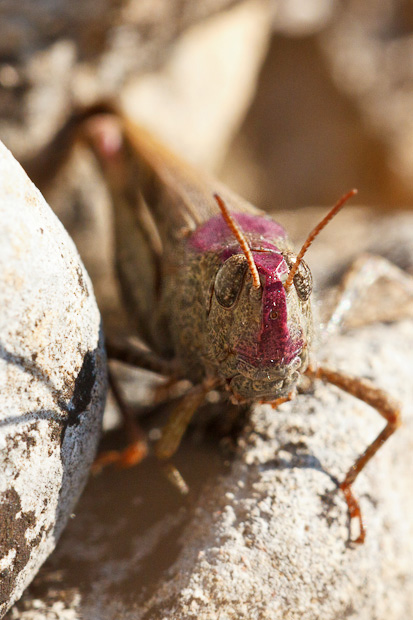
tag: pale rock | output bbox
[0,141,106,618]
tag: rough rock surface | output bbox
[0,141,106,617]
[121,0,271,170]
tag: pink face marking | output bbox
[234,252,303,367]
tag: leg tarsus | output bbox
[161,462,190,495]
[267,390,295,409]
[92,440,148,474]
[340,481,365,544]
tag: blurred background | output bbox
[1,0,413,617]
[3,0,413,203]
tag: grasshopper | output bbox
[26,104,411,543]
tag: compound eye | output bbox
[214,254,248,308]
[293,259,312,301]
[283,253,313,302]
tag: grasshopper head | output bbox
[206,247,312,402]
[201,190,356,403]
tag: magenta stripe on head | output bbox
[235,252,303,366]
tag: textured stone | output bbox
[0,141,106,617]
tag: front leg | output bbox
[155,377,218,494]
[103,334,218,494]
[305,364,401,543]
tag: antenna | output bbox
[284,189,358,292]
[213,193,261,289]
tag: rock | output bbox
[0,140,106,618]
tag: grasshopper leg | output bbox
[306,364,401,543]
[106,337,177,377]
[268,391,295,409]
[92,369,149,473]
[155,378,217,493]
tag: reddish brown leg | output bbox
[306,365,401,543]
[93,338,184,473]
[268,391,295,409]
[92,370,149,474]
